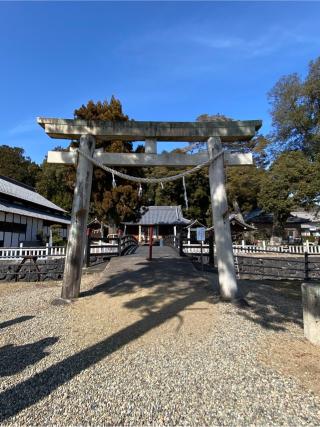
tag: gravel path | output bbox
[1,247,320,425]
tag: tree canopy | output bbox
[268,58,320,158]
[258,151,319,230]
[0,145,40,187]
[36,97,143,226]
[36,147,74,211]
[226,165,265,214]
[144,160,211,226]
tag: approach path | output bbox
[0,247,320,425]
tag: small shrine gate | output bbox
[38,118,262,301]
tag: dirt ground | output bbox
[260,333,320,395]
[238,278,320,396]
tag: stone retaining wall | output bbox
[0,259,65,282]
[236,255,320,280]
[0,254,112,282]
[188,253,320,281]
[88,254,111,267]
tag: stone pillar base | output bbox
[302,282,320,346]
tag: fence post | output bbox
[208,234,214,266]
[85,237,91,268]
[200,241,204,271]
[118,237,122,256]
[179,233,184,257]
[19,242,23,258]
[148,226,153,261]
[304,251,309,281]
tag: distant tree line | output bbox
[1,57,319,235]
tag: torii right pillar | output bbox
[207,136,238,300]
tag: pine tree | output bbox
[0,145,40,187]
[37,97,143,226]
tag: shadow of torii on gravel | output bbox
[0,315,34,330]
[0,249,305,422]
[0,337,59,378]
[82,247,304,333]
[80,248,218,315]
[0,252,217,422]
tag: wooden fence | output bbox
[0,244,66,260]
[181,242,320,255]
[0,235,138,261]
[234,253,320,281]
[172,239,320,280]
[85,235,138,266]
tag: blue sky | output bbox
[0,1,320,163]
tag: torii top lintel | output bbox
[37,117,262,142]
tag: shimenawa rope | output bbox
[76,148,223,184]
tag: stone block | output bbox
[302,282,320,346]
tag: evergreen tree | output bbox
[226,165,265,214]
[0,145,40,187]
[36,147,74,211]
[258,151,318,233]
[37,97,142,225]
[268,57,320,158]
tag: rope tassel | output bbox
[112,173,117,188]
[182,176,189,210]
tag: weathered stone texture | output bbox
[302,282,320,345]
[0,259,65,282]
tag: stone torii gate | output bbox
[38,117,261,301]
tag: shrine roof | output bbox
[123,206,191,226]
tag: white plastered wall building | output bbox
[0,175,70,247]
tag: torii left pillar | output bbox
[61,134,95,299]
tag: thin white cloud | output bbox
[191,36,243,49]
[120,20,320,61]
[188,26,320,58]
[7,119,37,136]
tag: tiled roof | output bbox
[229,213,256,230]
[246,209,320,225]
[186,219,206,229]
[245,208,272,223]
[0,176,66,212]
[0,200,70,225]
[289,211,320,222]
[206,213,255,231]
[124,206,191,226]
